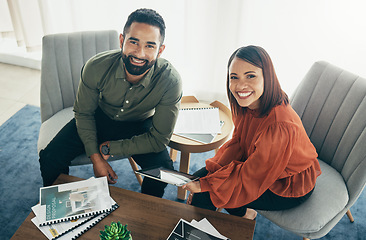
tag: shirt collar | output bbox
[116,56,154,88]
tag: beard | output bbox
[121,53,156,76]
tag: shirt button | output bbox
[125,100,129,104]
[129,87,133,90]
[116,115,119,118]
[120,109,124,112]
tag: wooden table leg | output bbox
[177,151,191,200]
[169,148,178,162]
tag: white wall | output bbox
[2,0,366,101]
[239,0,366,96]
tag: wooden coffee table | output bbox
[11,174,255,240]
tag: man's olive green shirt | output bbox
[73,49,182,157]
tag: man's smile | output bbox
[130,56,147,66]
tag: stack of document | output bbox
[174,107,223,144]
[31,177,118,240]
[167,218,229,240]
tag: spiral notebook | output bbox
[174,107,221,134]
[37,176,112,226]
[31,198,119,240]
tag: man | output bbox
[39,8,182,198]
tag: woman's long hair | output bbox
[226,45,289,117]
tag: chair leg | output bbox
[128,157,143,186]
[346,209,355,223]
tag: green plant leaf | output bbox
[100,221,132,240]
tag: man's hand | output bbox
[90,153,118,184]
[99,141,111,160]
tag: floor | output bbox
[0,62,40,125]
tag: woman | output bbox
[182,46,321,220]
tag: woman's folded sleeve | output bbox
[200,123,297,209]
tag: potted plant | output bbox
[100,221,132,240]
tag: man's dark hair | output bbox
[123,8,166,44]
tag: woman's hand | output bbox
[182,180,202,193]
[182,181,201,205]
[186,192,194,205]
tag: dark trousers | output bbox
[39,107,174,197]
[191,167,314,217]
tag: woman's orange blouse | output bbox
[199,103,321,209]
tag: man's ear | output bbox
[119,34,124,49]
[157,44,165,58]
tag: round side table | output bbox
[168,96,233,200]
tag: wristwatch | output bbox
[101,144,110,155]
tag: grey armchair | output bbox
[258,61,366,239]
[37,30,142,185]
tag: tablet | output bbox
[135,167,199,187]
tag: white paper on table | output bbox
[174,107,221,134]
[190,218,227,239]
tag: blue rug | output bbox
[0,105,365,240]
